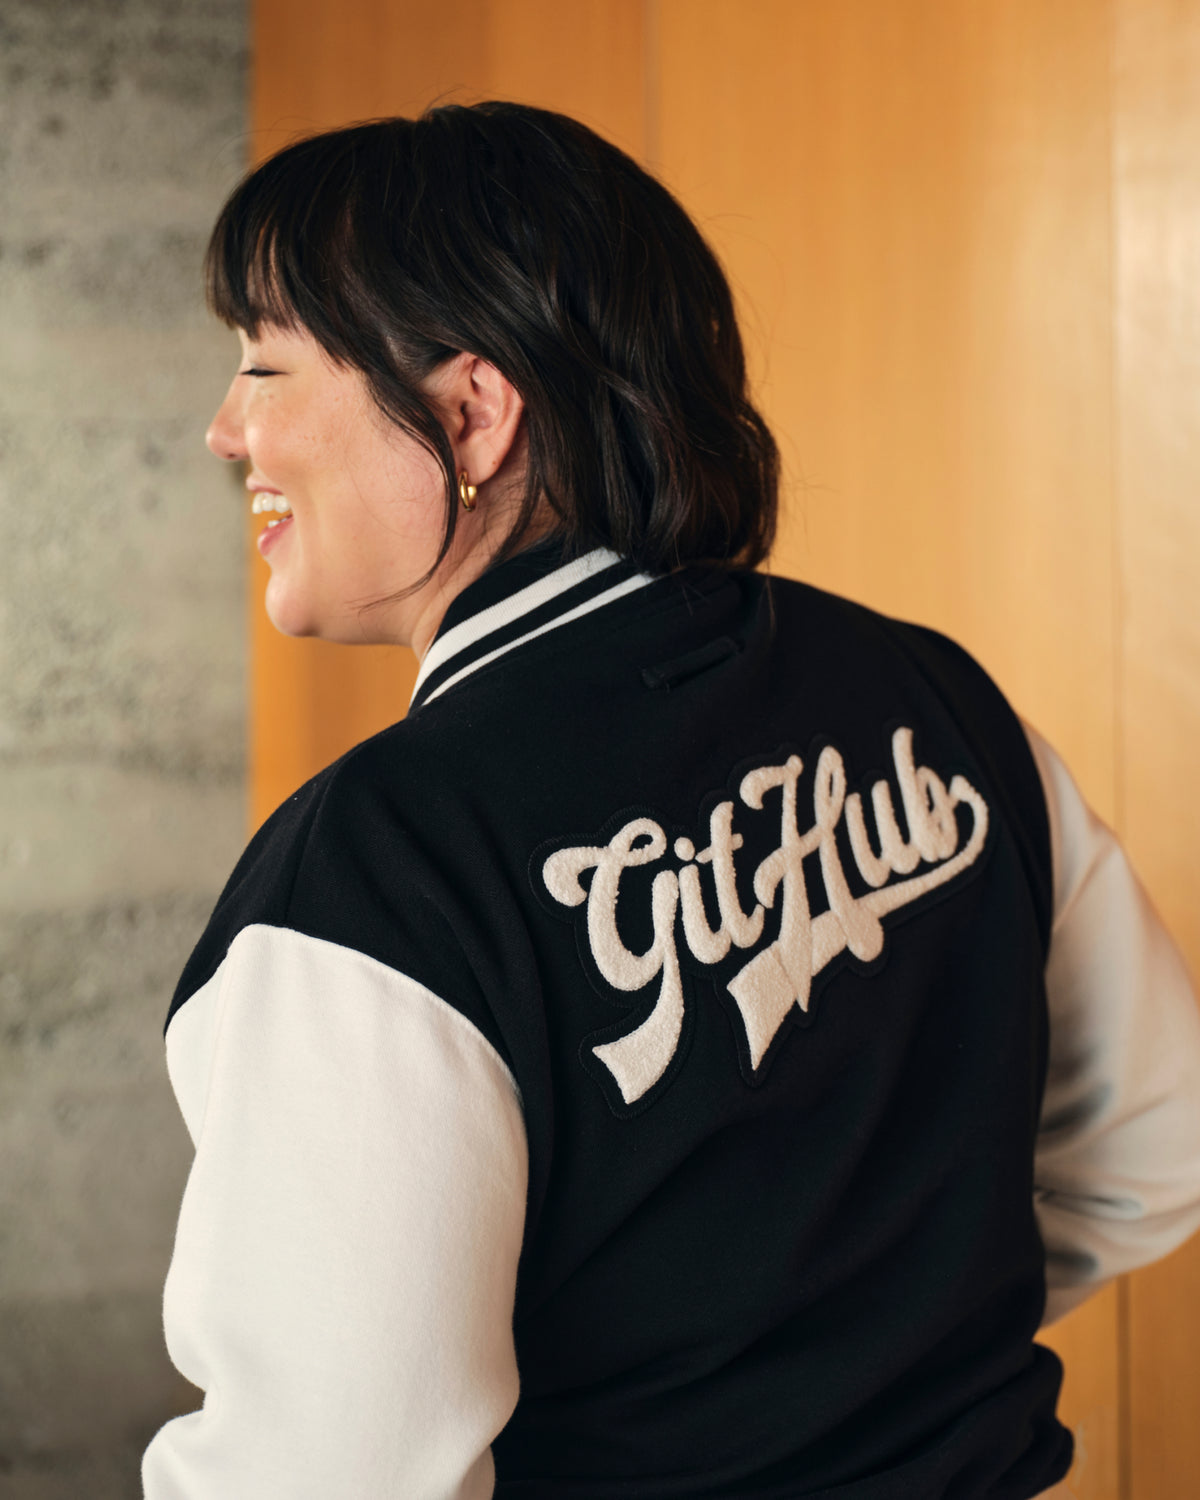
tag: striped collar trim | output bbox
[409,545,657,711]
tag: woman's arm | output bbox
[1025,724,1200,1325]
[142,924,527,1499]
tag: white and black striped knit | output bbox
[144,541,1200,1500]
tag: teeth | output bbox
[250,494,291,516]
[273,496,290,513]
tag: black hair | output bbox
[205,100,779,587]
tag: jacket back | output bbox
[169,548,1070,1498]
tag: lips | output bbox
[256,512,294,557]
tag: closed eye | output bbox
[239,367,278,377]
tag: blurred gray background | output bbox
[0,1,248,1494]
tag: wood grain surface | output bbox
[247,5,1200,1492]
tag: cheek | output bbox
[367,443,450,537]
[249,407,331,489]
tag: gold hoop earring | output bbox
[458,471,478,511]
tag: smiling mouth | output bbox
[250,490,294,557]
[251,493,292,518]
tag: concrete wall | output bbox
[0,3,248,1494]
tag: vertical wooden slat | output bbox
[653,4,1120,1494]
[1113,3,1200,1494]
[484,0,646,154]
[654,0,1117,814]
[1038,1286,1123,1500]
[254,0,490,152]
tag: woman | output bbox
[143,102,1200,1499]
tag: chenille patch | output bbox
[533,726,991,1116]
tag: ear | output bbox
[424,352,525,493]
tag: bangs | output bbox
[203,133,364,345]
[205,217,297,336]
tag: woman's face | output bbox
[206,323,511,653]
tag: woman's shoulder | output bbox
[165,713,487,1037]
[763,570,1020,711]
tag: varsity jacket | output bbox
[143,543,1200,1500]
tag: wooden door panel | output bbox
[654,0,1117,815]
[652,12,1122,1492]
[1113,2,1200,1495]
[246,3,1200,1491]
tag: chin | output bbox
[264,579,322,639]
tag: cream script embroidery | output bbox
[542,728,989,1106]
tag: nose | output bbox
[206,382,247,462]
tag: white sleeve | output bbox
[1024,724,1200,1326]
[142,924,527,1500]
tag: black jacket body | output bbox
[169,543,1071,1499]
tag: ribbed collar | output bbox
[409,540,657,713]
